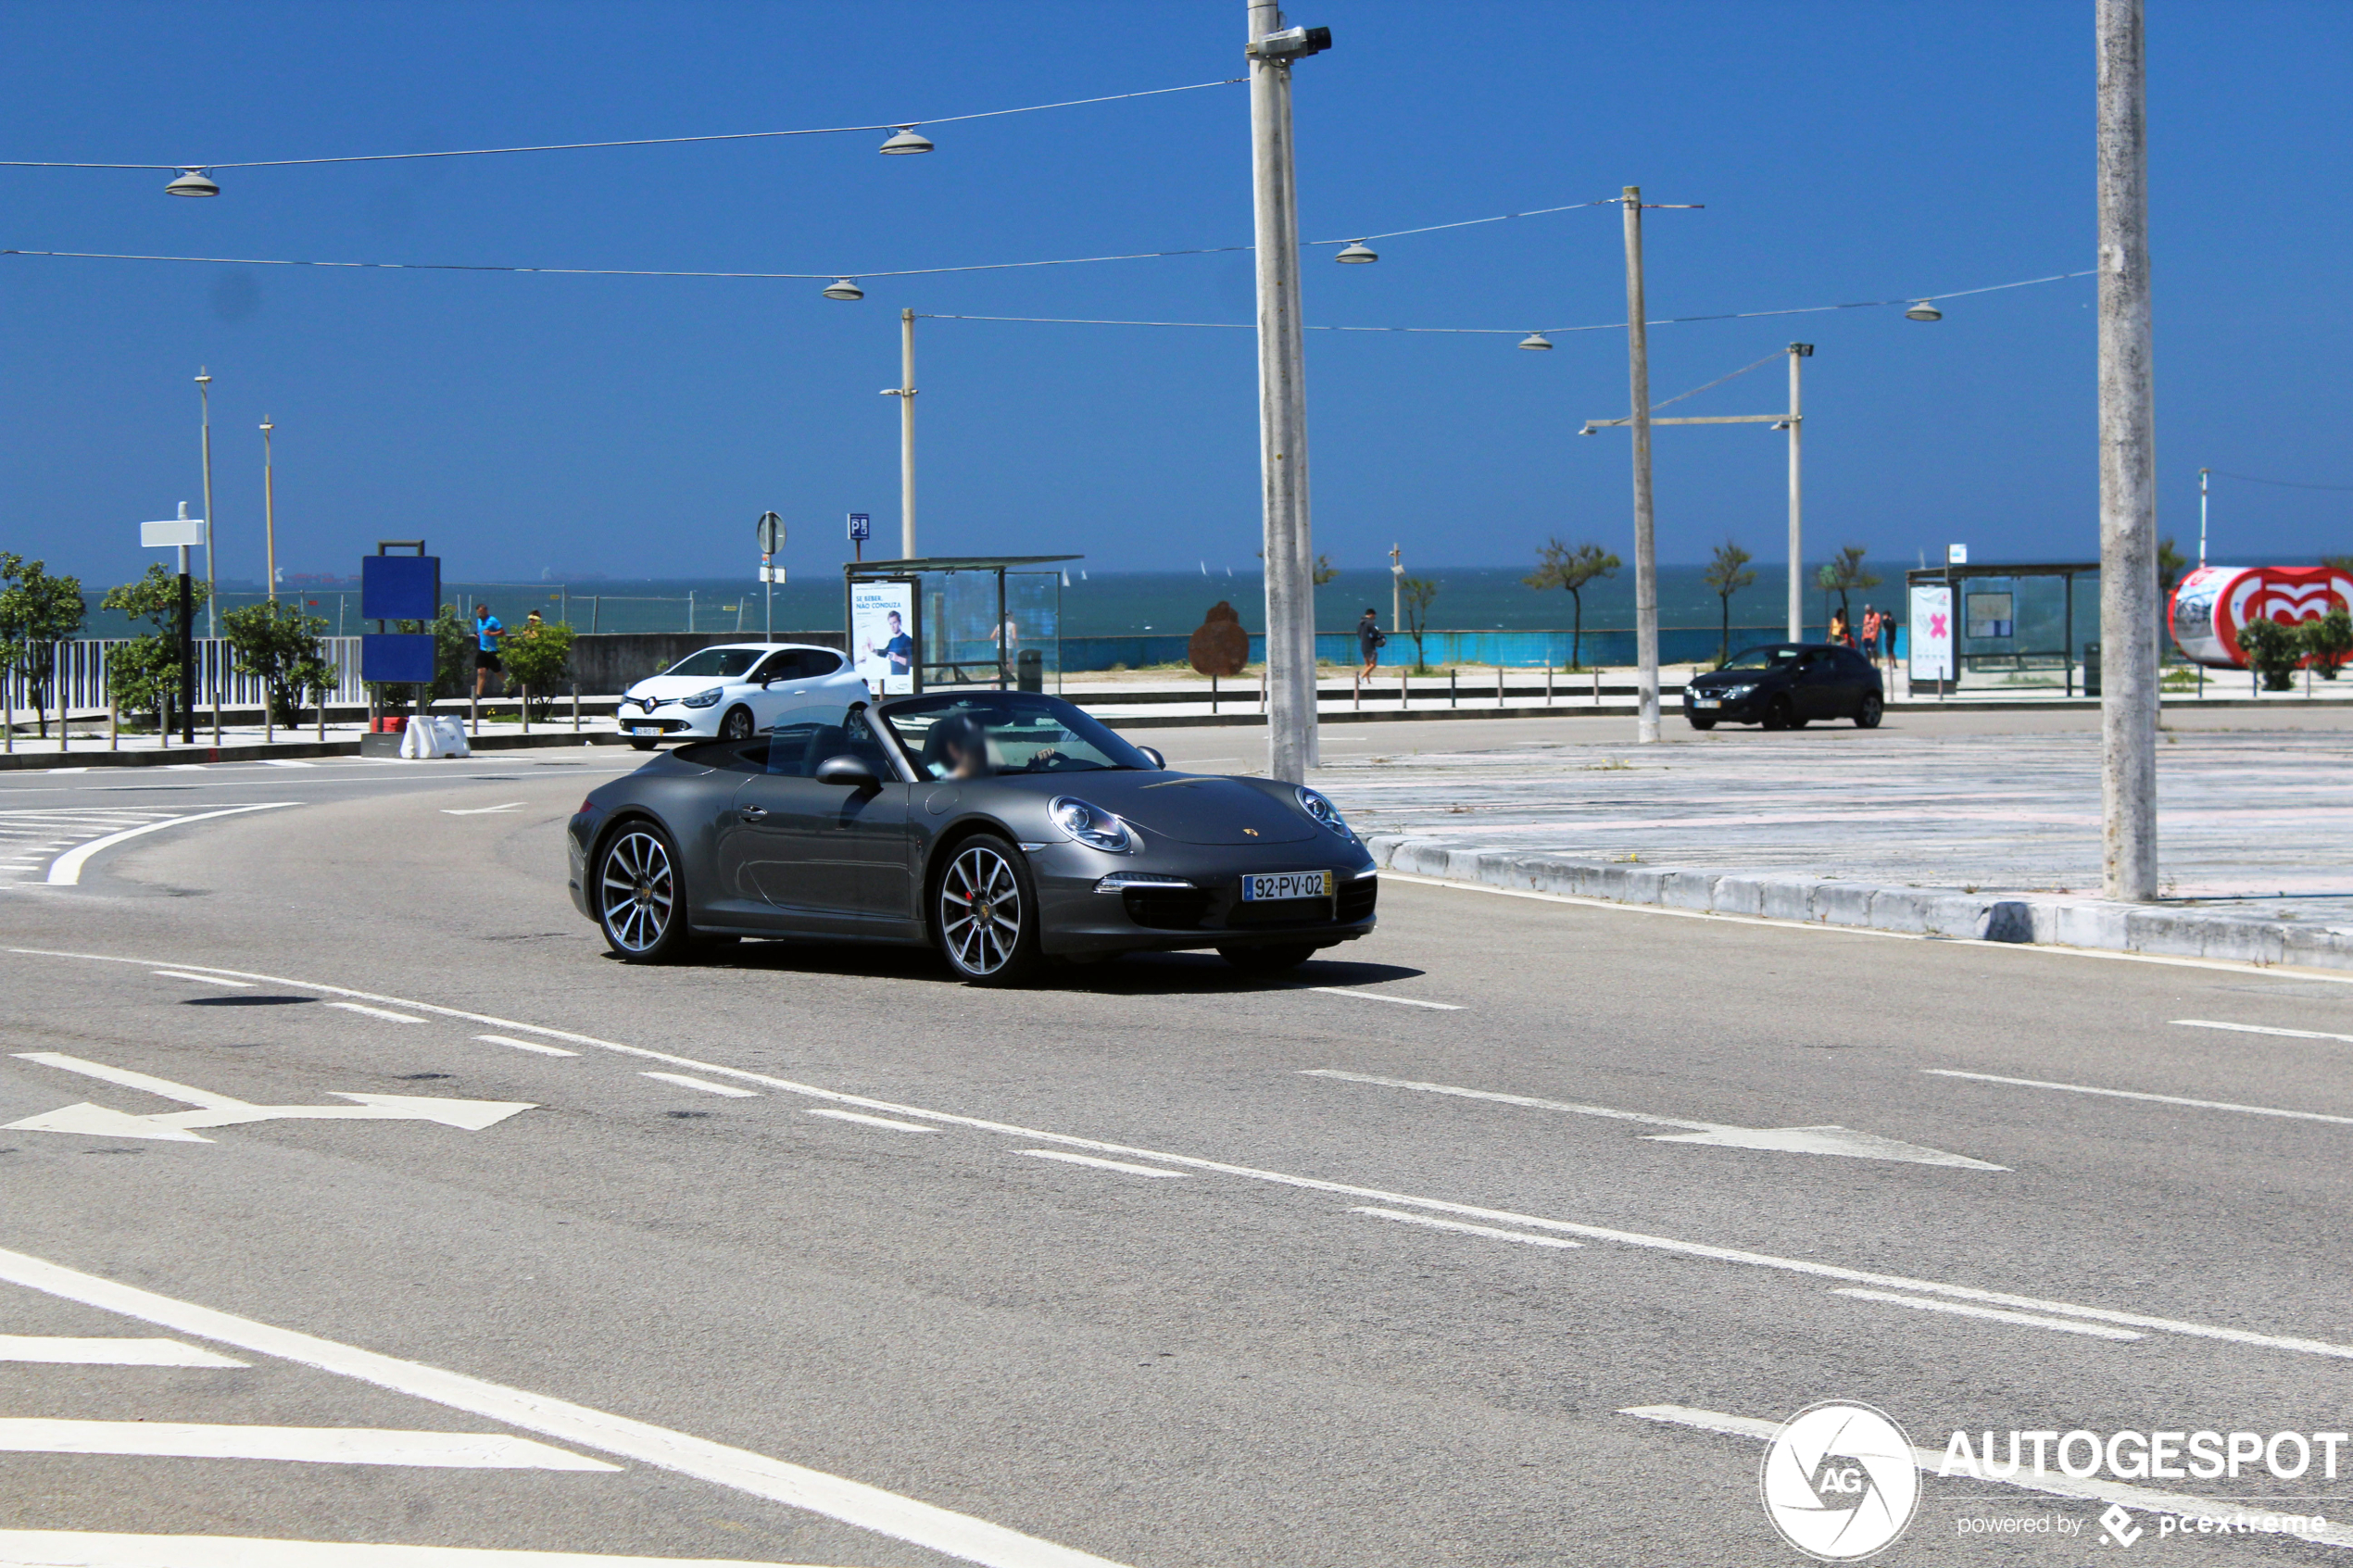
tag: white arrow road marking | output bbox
[1618,1405,2353,1550]
[0,1533,863,1568]
[1302,1069,2007,1170]
[1924,1067,2353,1127]
[1829,1287,2145,1340]
[0,1247,1135,1568]
[45,804,299,885]
[0,1419,614,1470]
[0,1336,247,1367]
[441,802,527,815]
[3,1052,535,1143]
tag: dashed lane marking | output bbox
[1018,1150,1187,1179]
[1924,1067,2353,1128]
[1303,985,1461,1010]
[0,1532,867,1568]
[805,1108,940,1133]
[442,802,527,816]
[477,1034,579,1058]
[0,1419,616,1470]
[640,1072,758,1098]
[1350,1206,1582,1249]
[2174,1018,2353,1046]
[1830,1287,2145,1340]
[0,1336,248,1367]
[325,1002,424,1023]
[0,1246,1135,1568]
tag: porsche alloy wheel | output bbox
[598,825,688,962]
[937,836,1039,984]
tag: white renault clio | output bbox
[617,643,869,749]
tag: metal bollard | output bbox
[1449,669,1457,708]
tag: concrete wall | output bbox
[568,632,844,696]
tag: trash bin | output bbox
[1016,648,1043,693]
[2083,643,2101,697]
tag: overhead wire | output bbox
[2204,470,2353,493]
[0,79,1246,171]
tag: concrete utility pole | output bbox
[260,417,277,604]
[2097,0,2158,901]
[1621,188,1660,743]
[890,309,917,558]
[1389,543,1402,638]
[1786,345,1806,641]
[195,369,217,637]
[1248,0,1328,781]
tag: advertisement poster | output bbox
[1908,583,1954,682]
[850,581,918,694]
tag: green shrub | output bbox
[501,621,577,721]
[2298,608,2352,680]
[221,601,337,724]
[2235,618,2302,691]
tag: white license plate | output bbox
[1240,871,1335,902]
[1692,697,1721,709]
[623,723,656,734]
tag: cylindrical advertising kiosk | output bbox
[2169,565,2353,669]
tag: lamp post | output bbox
[880,310,917,558]
[260,417,277,605]
[1620,188,1659,743]
[1389,543,1403,640]
[1248,1,1331,783]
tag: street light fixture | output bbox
[1334,240,1378,263]
[1517,332,1554,351]
[877,126,935,155]
[165,168,220,197]
[823,278,865,300]
[1905,299,1943,321]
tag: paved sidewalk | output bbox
[1310,722,2353,969]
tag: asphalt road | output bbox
[1,738,2349,1566]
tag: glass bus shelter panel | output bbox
[1957,572,2101,689]
[914,571,1015,688]
[1004,571,1062,693]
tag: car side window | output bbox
[674,737,773,774]
[749,651,797,684]
[806,648,846,676]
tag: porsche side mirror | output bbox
[1138,746,1167,770]
[815,754,879,790]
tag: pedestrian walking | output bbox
[1357,608,1386,678]
[1827,608,1852,648]
[473,604,509,696]
[1860,605,1883,661]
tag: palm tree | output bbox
[1815,544,1881,628]
[1524,537,1620,671]
[1703,539,1757,666]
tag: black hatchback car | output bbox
[1681,643,1884,730]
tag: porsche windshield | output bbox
[879,694,1151,778]
[661,647,764,680]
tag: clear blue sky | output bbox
[5,1,2348,592]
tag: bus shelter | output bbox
[843,556,1078,697]
[1906,560,2099,696]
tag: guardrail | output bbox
[1,637,370,718]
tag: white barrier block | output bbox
[399,717,471,759]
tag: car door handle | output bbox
[740,805,768,820]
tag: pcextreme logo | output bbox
[1760,1401,1922,1561]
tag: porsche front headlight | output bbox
[1050,797,1135,853]
[1296,785,1353,839]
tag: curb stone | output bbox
[1363,834,2353,974]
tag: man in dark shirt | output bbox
[1357,608,1384,678]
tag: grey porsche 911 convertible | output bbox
[566,690,1378,984]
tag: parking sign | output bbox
[848,512,871,543]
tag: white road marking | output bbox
[1924,1067,2353,1128]
[0,1247,1134,1568]
[805,1108,940,1133]
[44,804,300,885]
[1018,1150,1188,1179]
[1381,869,2353,983]
[1303,985,1461,1010]
[641,1072,759,1098]
[22,947,2353,1364]
[0,1419,615,1470]
[326,1001,425,1023]
[164,764,208,771]
[0,1336,248,1367]
[259,759,316,768]
[1620,1404,2353,1550]
[0,1532,862,1568]
[1351,1206,1583,1249]
[476,1034,578,1058]
[2175,1018,2353,1046]
[1302,1068,2007,1169]
[5,1052,535,1142]
[1830,1286,2145,1340]
[152,970,255,988]
[441,802,527,816]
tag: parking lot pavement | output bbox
[2,745,2350,1563]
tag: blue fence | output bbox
[1059,624,1900,671]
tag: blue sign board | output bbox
[360,633,437,684]
[847,512,872,543]
[361,555,440,622]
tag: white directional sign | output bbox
[4,1052,535,1144]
